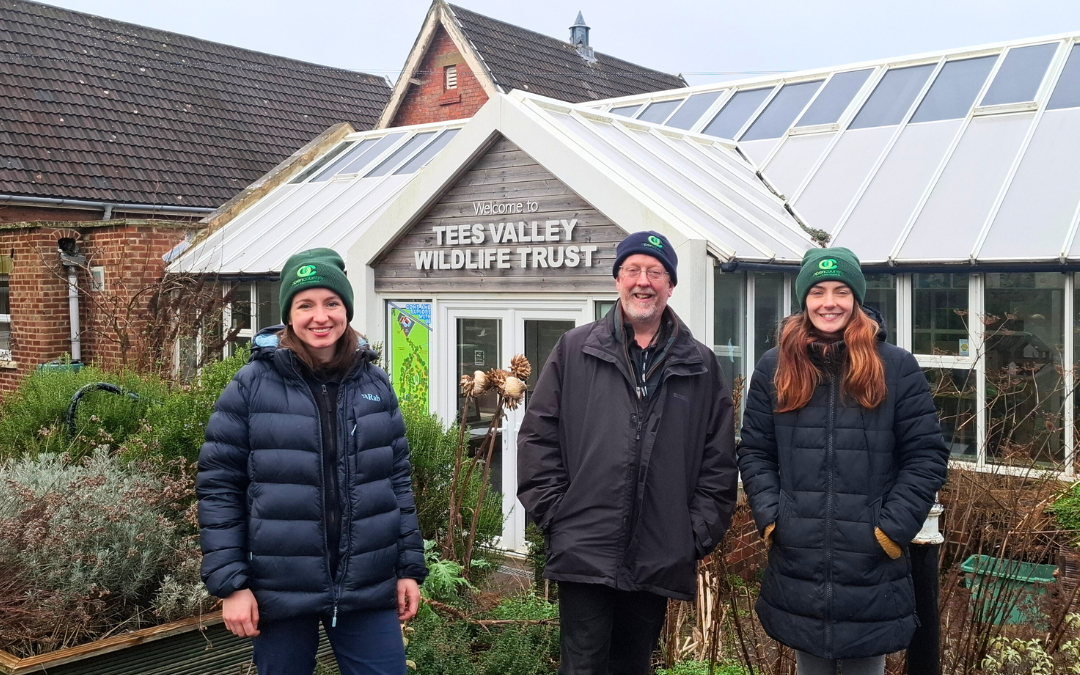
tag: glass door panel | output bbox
[523,319,576,410]
[456,318,502,494]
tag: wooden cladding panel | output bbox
[375,137,623,293]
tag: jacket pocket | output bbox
[775,490,793,546]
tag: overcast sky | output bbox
[38,0,1080,86]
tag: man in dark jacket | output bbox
[518,231,739,675]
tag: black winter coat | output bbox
[197,331,427,622]
[517,308,739,601]
[737,313,948,660]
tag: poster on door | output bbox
[389,302,431,409]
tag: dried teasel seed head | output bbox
[487,368,508,392]
[460,374,475,396]
[501,376,526,410]
[471,370,490,397]
[510,354,531,381]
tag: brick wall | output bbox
[390,26,489,127]
[0,222,187,394]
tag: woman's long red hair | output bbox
[774,304,886,412]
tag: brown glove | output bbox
[875,527,902,559]
[763,522,775,547]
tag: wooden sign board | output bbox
[374,136,624,293]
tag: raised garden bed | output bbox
[0,611,332,675]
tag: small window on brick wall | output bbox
[445,65,457,90]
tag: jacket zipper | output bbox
[334,380,355,627]
[825,376,837,657]
[321,384,343,625]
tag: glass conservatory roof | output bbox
[589,32,1080,264]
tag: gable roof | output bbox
[447,4,687,102]
[585,30,1080,265]
[0,0,391,209]
[378,1,686,128]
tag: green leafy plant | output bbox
[656,661,752,675]
[421,540,476,604]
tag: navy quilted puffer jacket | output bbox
[197,329,427,622]
[737,309,948,660]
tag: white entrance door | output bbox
[441,300,588,552]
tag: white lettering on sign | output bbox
[414,208,598,271]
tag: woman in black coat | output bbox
[197,248,426,675]
[737,247,948,675]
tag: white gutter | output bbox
[0,195,215,217]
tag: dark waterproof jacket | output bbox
[737,311,949,660]
[197,330,427,622]
[517,307,739,601]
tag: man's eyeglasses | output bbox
[619,266,668,281]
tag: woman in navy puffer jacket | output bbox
[197,248,426,675]
[738,248,948,675]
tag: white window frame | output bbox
[0,272,10,363]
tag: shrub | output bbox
[406,610,479,675]
[0,364,169,461]
[402,401,503,560]
[656,661,752,675]
[478,593,559,675]
[118,347,250,466]
[0,450,209,656]
[1050,483,1080,543]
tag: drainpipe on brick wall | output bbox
[58,238,85,363]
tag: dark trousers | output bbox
[252,608,405,675]
[558,581,669,675]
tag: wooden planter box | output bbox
[0,611,332,675]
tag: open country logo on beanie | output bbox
[279,248,355,323]
[795,247,866,309]
[613,231,679,285]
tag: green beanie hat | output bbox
[279,248,354,323]
[795,247,865,309]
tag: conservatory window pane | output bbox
[911,56,996,123]
[714,270,746,390]
[923,367,977,460]
[637,99,684,124]
[394,129,459,174]
[609,104,642,118]
[979,108,1080,260]
[761,132,835,198]
[289,141,352,184]
[862,274,897,344]
[230,282,252,331]
[256,281,281,330]
[702,88,773,139]
[899,114,1033,261]
[1048,44,1080,110]
[754,272,785,360]
[741,80,823,141]
[311,134,404,182]
[796,69,873,127]
[984,272,1065,468]
[665,91,722,130]
[980,43,1058,106]
[312,138,378,179]
[367,132,437,177]
[849,64,935,130]
[912,272,968,355]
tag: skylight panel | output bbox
[609,104,642,118]
[848,64,935,130]
[1048,44,1080,110]
[394,129,460,174]
[289,141,352,184]
[702,88,773,139]
[637,99,685,124]
[910,56,996,123]
[366,132,438,178]
[979,43,1058,106]
[741,80,823,141]
[795,69,873,127]
[309,139,380,182]
[665,91,722,130]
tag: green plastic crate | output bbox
[961,554,1057,625]
[37,359,83,372]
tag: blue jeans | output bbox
[796,651,886,675]
[252,608,405,675]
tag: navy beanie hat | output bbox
[612,231,678,285]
